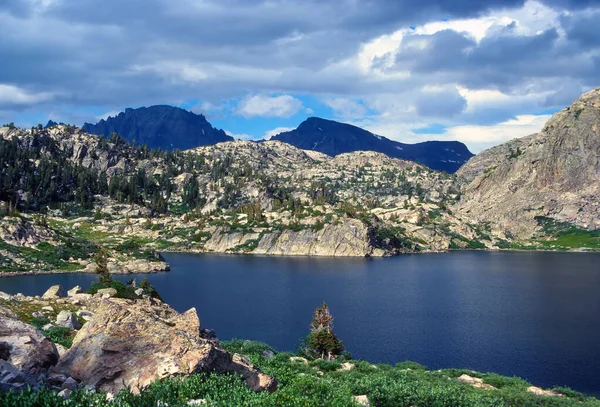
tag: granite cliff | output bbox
[457,87,600,240]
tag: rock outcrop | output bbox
[0,306,59,391]
[204,219,385,257]
[457,87,600,238]
[52,298,276,394]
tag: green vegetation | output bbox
[535,216,600,249]
[1,339,598,406]
[43,326,75,348]
[300,302,345,361]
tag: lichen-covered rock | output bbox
[52,298,276,394]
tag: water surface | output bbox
[1,251,599,396]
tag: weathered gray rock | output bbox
[0,359,35,392]
[52,298,276,394]
[262,350,275,359]
[42,285,65,299]
[96,288,117,298]
[55,311,82,330]
[352,395,371,407]
[0,311,59,391]
[67,286,82,297]
[76,310,94,321]
[0,314,59,374]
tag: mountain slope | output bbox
[83,105,233,150]
[269,117,473,173]
[457,87,600,239]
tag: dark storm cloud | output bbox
[0,0,599,127]
[561,10,600,47]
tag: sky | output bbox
[1,0,599,153]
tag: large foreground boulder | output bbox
[52,298,276,394]
[0,307,60,391]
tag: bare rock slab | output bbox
[52,298,276,394]
[42,285,65,299]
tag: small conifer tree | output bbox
[304,302,344,360]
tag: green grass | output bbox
[534,217,600,250]
[1,340,598,406]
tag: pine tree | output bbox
[304,302,344,360]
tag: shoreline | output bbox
[1,247,597,278]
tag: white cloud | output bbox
[263,127,294,140]
[132,62,208,84]
[236,94,303,118]
[440,114,551,152]
[0,84,56,104]
[324,98,368,119]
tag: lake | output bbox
[1,251,600,396]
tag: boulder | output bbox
[0,312,59,391]
[0,359,35,392]
[32,311,45,319]
[527,386,563,397]
[55,311,82,330]
[188,400,207,406]
[76,310,94,321]
[97,288,117,298]
[0,314,59,374]
[135,288,144,296]
[52,299,276,394]
[457,374,497,390]
[67,286,82,297]
[353,395,371,407]
[262,350,275,359]
[42,285,65,299]
[339,362,355,371]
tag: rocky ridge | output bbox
[0,126,484,275]
[1,87,600,275]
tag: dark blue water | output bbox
[1,251,600,396]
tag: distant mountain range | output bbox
[82,105,233,150]
[270,117,473,173]
[82,105,472,173]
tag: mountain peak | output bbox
[82,105,232,150]
[270,117,472,173]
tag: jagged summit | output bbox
[269,117,473,173]
[83,105,233,150]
